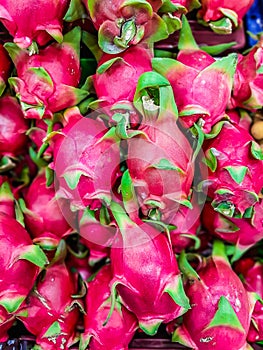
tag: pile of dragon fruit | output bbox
[0,0,263,349]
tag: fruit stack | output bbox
[0,0,262,349]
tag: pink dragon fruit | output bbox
[80,264,138,350]
[173,240,253,349]
[19,260,81,350]
[85,0,173,54]
[202,200,263,261]
[78,207,117,266]
[0,95,28,156]
[53,111,121,211]
[0,212,48,341]
[5,27,88,119]
[109,201,190,336]
[152,16,237,133]
[126,71,194,222]
[197,0,254,33]
[0,43,11,96]
[0,0,70,48]
[200,121,263,218]
[93,44,152,109]
[228,37,263,111]
[235,258,263,343]
[23,172,72,249]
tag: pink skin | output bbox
[82,264,138,350]
[7,38,81,119]
[197,0,254,24]
[0,95,28,156]
[19,262,80,350]
[229,42,263,110]
[127,110,194,221]
[110,203,190,335]
[0,0,70,48]
[0,43,11,88]
[202,201,263,256]
[53,113,121,211]
[23,172,72,246]
[202,121,263,216]
[235,259,263,343]
[0,212,46,340]
[93,44,153,108]
[175,245,252,349]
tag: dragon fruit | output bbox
[0,95,28,156]
[200,121,263,218]
[228,37,263,111]
[202,200,263,261]
[235,258,263,343]
[173,240,253,349]
[0,0,70,48]
[152,16,237,133]
[19,260,81,350]
[23,172,72,249]
[197,0,254,33]
[80,264,138,350]
[109,201,190,336]
[93,44,152,110]
[85,0,174,54]
[5,27,88,119]
[0,212,48,341]
[126,71,194,222]
[0,43,11,96]
[53,111,121,212]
